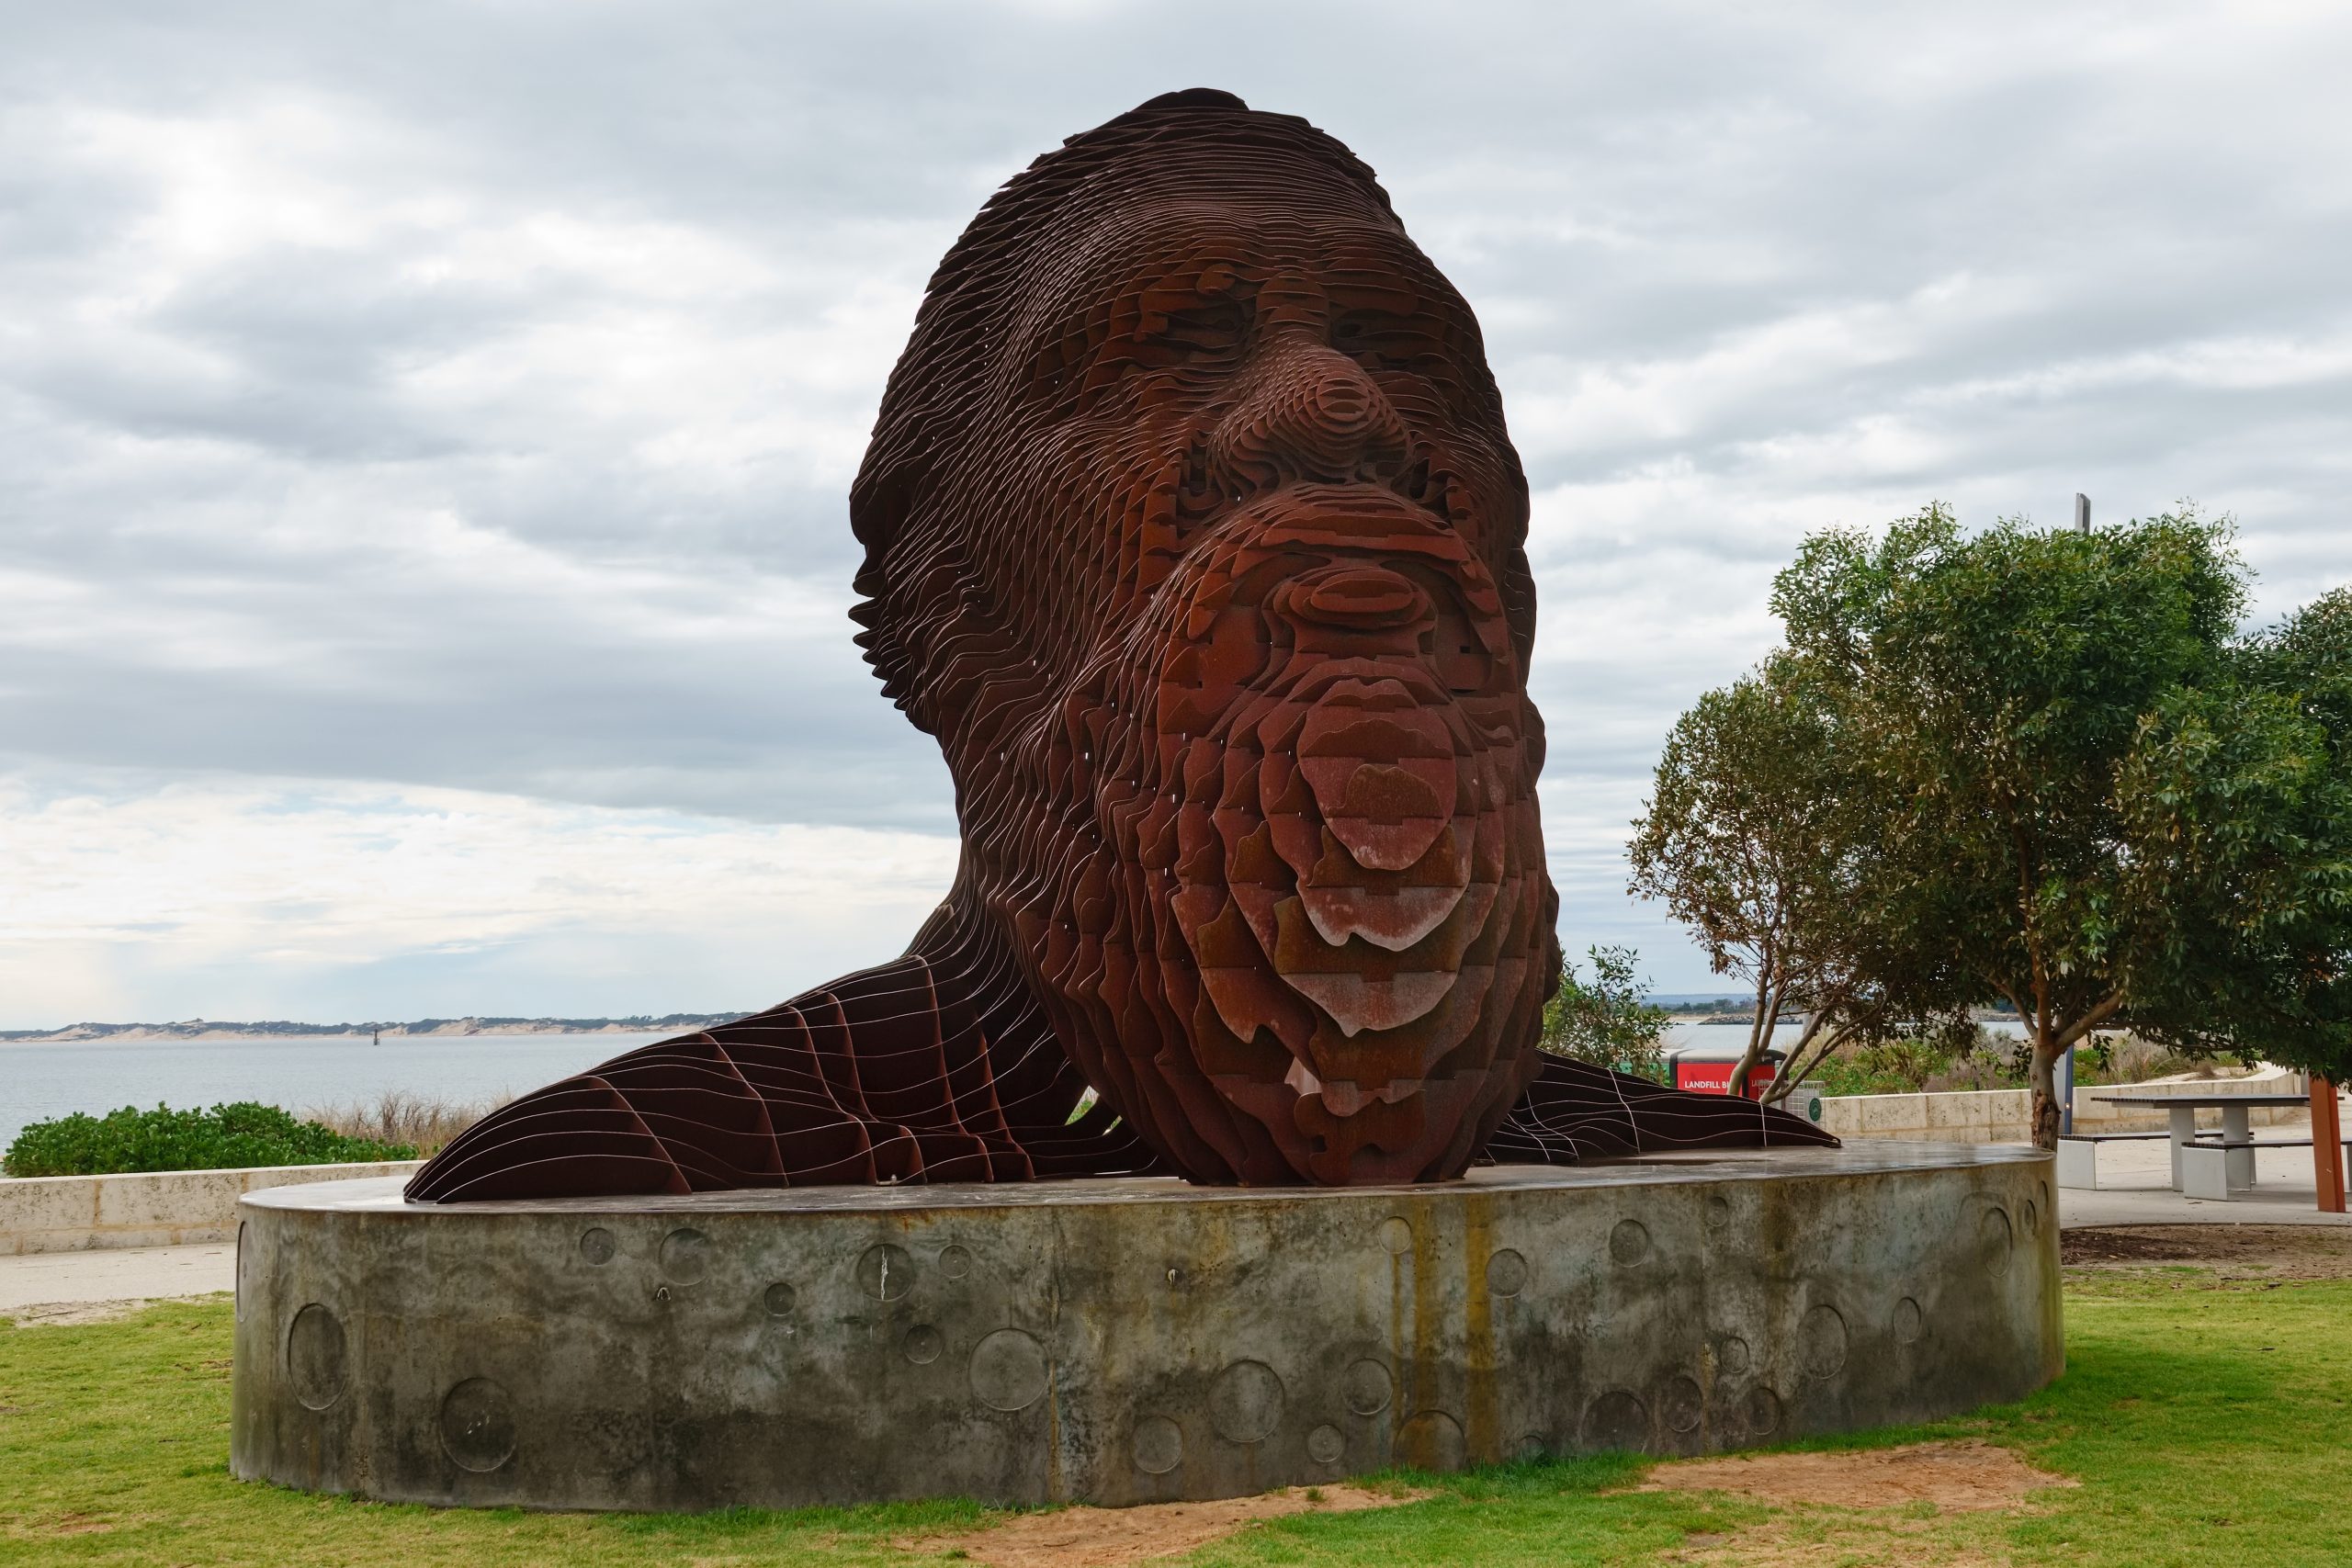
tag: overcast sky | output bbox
[3,1,2347,1027]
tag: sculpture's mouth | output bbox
[1060,483,1551,1181]
[1215,657,1493,1038]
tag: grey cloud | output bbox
[3,0,2348,992]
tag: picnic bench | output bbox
[2074,1088,2350,1209]
[2088,1092,2316,1190]
[2054,1131,2171,1190]
[2178,1134,2352,1201]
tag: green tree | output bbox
[1771,503,2276,1147]
[1540,945,1671,1083]
[1629,653,1965,1100]
[2174,586,2352,1085]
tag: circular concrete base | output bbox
[230,1143,2060,1510]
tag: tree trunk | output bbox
[1728,980,1775,1099]
[1758,1013,1804,1104]
[2027,1035,2062,1151]
[1728,1034,1771,1099]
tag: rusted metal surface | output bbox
[405,90,1831,1204]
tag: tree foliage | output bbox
[1629,651,1967,1099]
[1539,945,1671,1083]
[1634,502,2350,1147]
[2200,586,2352,1083]
[1765,503,2290,1145]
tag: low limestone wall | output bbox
[234,1151,2062,1509]
[0,1161,424,1256]
[1822,1070,2312,1145]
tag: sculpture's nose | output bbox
[1209,339,1408,488]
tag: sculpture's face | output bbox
[866,131,1557,1184]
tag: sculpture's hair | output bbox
[847,89,1396,724]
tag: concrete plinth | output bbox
[230,1143,2060,1511]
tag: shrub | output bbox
[2,1101,417,1177]
[300,1090,499,1158]
[1541,945,1671,1084]
[1809,1032,2028,1097]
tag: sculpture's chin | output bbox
[1165,667,1550,1184]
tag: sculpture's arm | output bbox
[1482,1052,1840,1165]
[402,951,1159,1202]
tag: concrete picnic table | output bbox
[2098,1089,2343,1205]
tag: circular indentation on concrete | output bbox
[1512,1431,1548,1460]
[659,1227,709,1285]
[1743,1385,1782,1436]
[938,1244,974,1280]
[286,1303,347,1411]
[1396,1410,1467,1471]
[969,1328,1047,1411]
[1663,1374,1704,1434]
[1894,1296,1924,1344]
[1582,1390,1650,1452]
[1378,1216,1413,1255]
[1799,1303,1849,1379]
[1306,1423,1345,1465]
[763,1280,797,1316]
[233,1221,251,1323]
[1609,1218,1652,1267]
[1134,1415,1183,1474]
[439,1377,517,1472]
[2021,1198,2041,1235]
[1342,1358,1394,1416]
[1209,1359,1284,1443]
[580,1226,616,1265]
[858,1242,916,1301]
[1976,1206,2015,1275]
[1717,1335,1751,1375]
[904,1325,943,1364]
[1486,1248,1529,1297]
[1704,1194,1732,1231]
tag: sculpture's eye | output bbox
[1136,299,1249,368]
[1331,311,1443,376]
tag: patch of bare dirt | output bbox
[1,1298,152,1327]
[1661,1516,2012,1566]
[2063,1224,2352,1280]
[896,1483,1423,1568]
[1643,1439,2073,1512]
[17,1512,119,1537]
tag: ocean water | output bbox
[0,1032,674,1153]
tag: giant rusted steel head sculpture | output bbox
[848,89,1555,1184]
[405,92,1832,1204]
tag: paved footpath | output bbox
[1,1242,233,1321]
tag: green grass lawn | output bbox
[4,1270,2348,1567]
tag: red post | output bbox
[2313,1076,2346,1215]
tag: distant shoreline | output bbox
[0,1015,750,1044]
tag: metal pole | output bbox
[2058,491,2089,1133]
